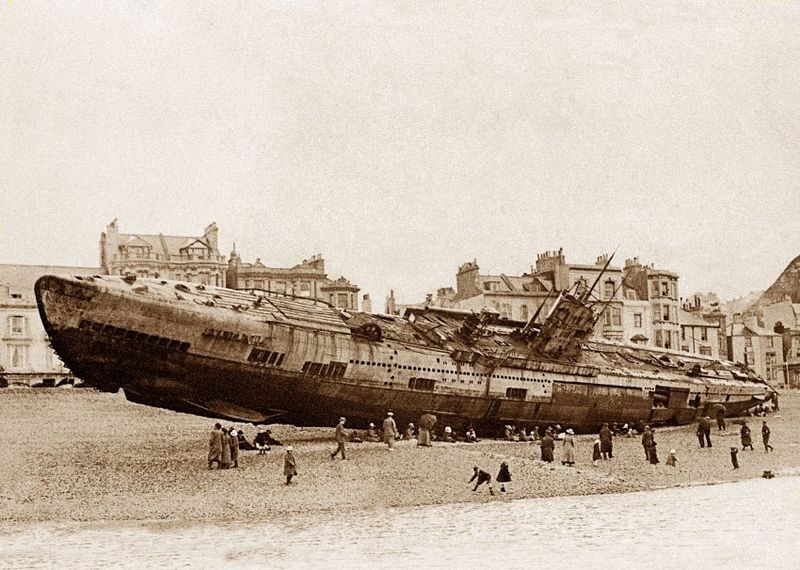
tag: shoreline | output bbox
[2,388,797,523]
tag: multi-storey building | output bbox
[623,257,681,350]
[727,319,784,385]
[761,300,800,388]
[100,219,227,286]
[226,251,360,311]
[678,309,720,359]
[445,249,625,340]
[0,264,100,386]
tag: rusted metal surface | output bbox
[35,274,774,432]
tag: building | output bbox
[761,300,800,388]
[0,264,100,386]
[226,251,360,311]
[726,320,784,385]
[678,309,720,359]
[621,296,653,346]
[428,249,625,340]
[623,257,681,350]
[100,219,227,286]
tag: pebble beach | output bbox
[2,388,797,523]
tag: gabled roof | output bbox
[728,322,778,337]
[117,233,215,257]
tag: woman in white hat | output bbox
[383,412,397,450]
[562,428,576,466]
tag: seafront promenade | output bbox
[2,388,797,523]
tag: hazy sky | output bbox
[2,1,798,307]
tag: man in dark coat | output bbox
[599,423,613,459]
[331,417,347,460]
[697,417,712,448]
[762,420,774,452]
[641,425,654,463]
[540,431,555,463]
[740,423,754,450]
[208,422,223,469]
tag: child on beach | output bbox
[592,439,601,466]
[666,449,678,467]
[469,467,495,495]
[497,462,512,493]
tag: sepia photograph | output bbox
[1,2,799,568]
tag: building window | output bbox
[767,336,773,347]
[651,281,659,298]
[745,336,752,347]
[604,311,612,327]
[661,282,669,296]
[337,293,349,308]
[662,306,670,322]
[655,330,662,347]
[9,344,29,369]
[500,303,511,319]
[299,282,311,297]
[506,387,527,400]
[701,328,708,341]
[9,315,26,336]
[699,346,712,356]
[682,328,686,341]
[634,314,642,328]
[603,281,615,300]
[275,282,287,294]
[612,307,621,327]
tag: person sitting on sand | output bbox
[444,426,456,443]
[518,427,529,442]
[666,449,678,467]
[237,430,255,451]
[284,446,297,485]
[348,430,363,443]
[208,422,224,469]
[504,425,515,441]
[366,423,380,442]
[254,426,272,454]
[466,426,479,443]
[404,423,415,440]
[530,426,540,441]
[469,466,494,495]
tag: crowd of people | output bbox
[205,404,780,489]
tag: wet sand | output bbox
[1,388,797,522]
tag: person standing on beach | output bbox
[592,439,602,466]
[331,417,347,460]
[220,428,232,469]
[648,429,659,465]
[697,417,712,448]
[540,430,555,463]
[284,446,297,485]
[230,428,240,468]
[208,422,223,470]
[599,423,613,459]
[496,461,512,493]
[730,446,739,469]
[641,425,654,462]
[561,429,576,466]
[383,411,397,450]
[740,423,754,450]
[762,420,774,452]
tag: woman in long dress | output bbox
[562,429,576,466]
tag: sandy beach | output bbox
[1,388,797,523]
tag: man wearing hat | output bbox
[383,411,397,450]
[284,446,297,485]
[331,417,348,460]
